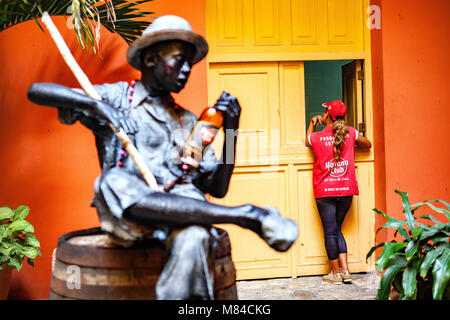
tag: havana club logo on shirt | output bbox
[325,158,349,177]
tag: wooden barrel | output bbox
[49,227,237,300]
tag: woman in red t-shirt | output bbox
[306,100,371,284]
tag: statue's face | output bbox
[142,41,196,94]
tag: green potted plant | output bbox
[0,205,41,299]
[367,190,449,300]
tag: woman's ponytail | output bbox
[332,117,348,160]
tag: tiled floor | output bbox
[236,272,380,300]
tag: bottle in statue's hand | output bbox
[181,92,226,169]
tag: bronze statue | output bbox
[27,15,298,300]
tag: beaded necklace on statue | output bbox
[117,79,137,168]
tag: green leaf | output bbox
[24,233,40,248]
[27,258,34,267]
[7,254,23,271]
[413,201,450,220]
[419,228,439,241]
[0,206,14,220]
[375,242,406,273]
[21,246,40,259]
[428,199,450,214]
[0,245,12,257]
[410,227,423,239]
[432,236,450,246]
[420,244,447,277]
[416,213,442,225]
[366,242,385,261]
[405,240,419,259]
[395,190,415,230]
[0,0,154,53]
[432,250,450,300]
[395,225,412,242]
[376,255,408,300]
[13,205,29,220]
[376,220,405,234]
[373,207,410,240]
[7,220,34,233]
[402,256,421,299]
[0,225,12,240]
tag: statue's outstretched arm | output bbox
[27,83,137,135]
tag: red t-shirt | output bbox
[309,126,359,198]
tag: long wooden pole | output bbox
[41,12,160,191]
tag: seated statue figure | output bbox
[27,15,298,300]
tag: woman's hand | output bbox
[306,114,323,147]
[310,115,323,127]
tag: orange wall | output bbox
[0,1,206,299]
[2,0,449,299]
[371,0,450,242]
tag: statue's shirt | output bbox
[57,81,218,239]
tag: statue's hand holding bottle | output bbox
[181,91,240,169]
[214,91,241,130]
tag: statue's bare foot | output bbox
[260,207,298,252]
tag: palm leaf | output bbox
[376,254,408,300]
[432,249,450,300]
[375,241,407,273]
[0,0,154,53]
[395,190,415,230]
[420,243,448,278]
[402,256,422,299]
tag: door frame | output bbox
[205,0,377,278]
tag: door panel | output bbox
[216,0,244,45]
[293,163,373,276]
[206,0,365,60]
[279,62,306,149]
[253,0,281,45]
[213,166,292,279]
[208,62,280,163]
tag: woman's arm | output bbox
[355,134,372,149]
[305,115,322,147]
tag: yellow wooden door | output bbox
[208,62,374,279]
[209,62,293,279]
[206,0,375,280]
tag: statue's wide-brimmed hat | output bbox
[127,15,209,70]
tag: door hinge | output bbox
[358,122,366,135]
[357,70,364,81]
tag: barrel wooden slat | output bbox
[52,260,161,286]
[51,277,157,300]
[214,230,232,259]
[213,256,237,290]
[50,227,237,300]
[49,290,74,300]
[55,228,166,268]
[215,284,238,300]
